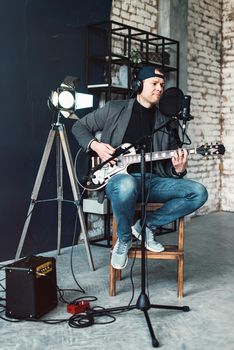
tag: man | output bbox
[72,66,208,270]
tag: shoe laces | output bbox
[136,221,154,239]
[145,226,154,241]
[115,240,128,254]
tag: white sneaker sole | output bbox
[111,255,128,270]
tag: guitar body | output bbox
[75,143,135,191]
[74,142,225,191]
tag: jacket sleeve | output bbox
[71,102,111,151]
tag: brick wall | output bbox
[221,0,234,211]
[186,0,223,214]
[111,0,157,33]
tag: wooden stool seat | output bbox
[109,203,185,298]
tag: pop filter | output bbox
[159,87,184,117]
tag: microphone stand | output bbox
[130,139,190,348]
[92,117,190,347]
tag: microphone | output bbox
[159,87,184,118]
[159,87,194,127]
[178,95,193,125]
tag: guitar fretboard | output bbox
[124,148,197,164]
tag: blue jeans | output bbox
[105,173,208,242]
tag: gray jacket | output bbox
[72,98,183,200]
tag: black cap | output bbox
[137,66,165,81]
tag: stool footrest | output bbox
[128,245,183,260]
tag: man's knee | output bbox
[106,174,138,199]
[193,182,208,206]
[117,174,138,199]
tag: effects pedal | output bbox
[67,301,90,314]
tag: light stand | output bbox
[15,114,94,271]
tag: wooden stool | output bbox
[109,203,184,298]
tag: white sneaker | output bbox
[132,220,164,253]
[111,238,132,269]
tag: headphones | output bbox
[131,68,143,94]
[131,78,143,94]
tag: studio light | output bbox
[49,76,93,119]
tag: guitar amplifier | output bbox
[5,256,58,319]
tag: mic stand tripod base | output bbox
[96,299,190,348]
[136,292,190,348]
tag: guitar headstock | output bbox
[197,143,225,156]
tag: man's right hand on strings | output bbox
[90,140,117,165]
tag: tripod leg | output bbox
[15,129,56,260]
[58,126,94,271]
[151,304,190,312]
[144,310,160,347]
[56,132,63,255]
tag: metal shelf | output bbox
[86,21,179,100]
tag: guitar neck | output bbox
[125,148,197,164]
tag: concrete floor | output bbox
[0,212,234,350]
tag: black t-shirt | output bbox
[122,99,155,173]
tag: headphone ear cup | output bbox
[131,79,143,94]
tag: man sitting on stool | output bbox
[72,66,208,270]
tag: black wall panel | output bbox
[0,0,112,261]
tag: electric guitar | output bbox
[75,143,225,191]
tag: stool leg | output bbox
[177,256,184,299]
[116,269,121,281]
[177,217,184,298]
[109,216,120,295]
[109,264,116,296]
